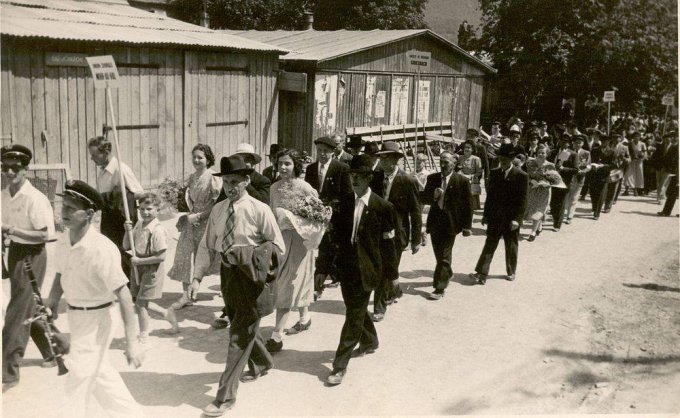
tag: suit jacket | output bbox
[335,149,353,164]
[369,168,386,198]
[331,191,398,291]
[304,159,351,207]
[262,165,278,183]
[662,143,679,175]
[217,170,271,205]
[385,169,422,250]
[483,166,529,234]
[422,171,473,235]
[550,148,578,184]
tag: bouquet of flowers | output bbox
[544,170,566,188]
[275,181,332,249]
[158,176,190,213]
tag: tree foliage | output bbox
[466,0,677,123]
[168,0,427,31]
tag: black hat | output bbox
[466,128,480,137]
[1,144,32,165]
[491,121,501,126]
[348,154,375,173]
[58,180,105,211]
[376,142,404,157]
[314,136,336,149]
[347,135,364,148]
[363,141,380,155]
[213,155,254,176]
[267,143,281,156]
[497,142,516,158]
[573,134,586,143]
[528,132,541,140]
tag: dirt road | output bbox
[3,195,679,416]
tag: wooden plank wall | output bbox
[0,38,280,187]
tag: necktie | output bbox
[319,164,326,193]
[438,176,447,209]
[221,201,235,252]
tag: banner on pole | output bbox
[86,55,120,89]
[662,94,674,106]
[603,91,615,102]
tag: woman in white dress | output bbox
[266,148,318,353]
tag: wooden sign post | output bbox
[408,50,431,171]
[86,55,139,285]
[603,90,616,135]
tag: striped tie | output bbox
[221,201,235,253]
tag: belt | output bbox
[68,301,113,311]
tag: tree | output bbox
[168,0,427,31]
[469,0,677,124]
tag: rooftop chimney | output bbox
[304,11,314,30]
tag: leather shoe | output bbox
[506,274,515,281]
[326,368,346,386]
[203,400,235,417]
[469,272,486,285]
[372,313,385,322]
[527,234,536,242]
[239,367,271,383]
[428,290,444,300]
[2,380,18,393]
[352,346,378,357]
[212,315,230,329]
[265,338,282,353]
[285,319,311,335]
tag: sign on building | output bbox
[85,55,120,89]
[603,90,616,102]
[408,51,431,72]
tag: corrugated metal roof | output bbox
[0,0,287,53]
[223,29,495,74]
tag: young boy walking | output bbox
[123,192,169,344]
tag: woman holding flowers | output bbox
[165,144,222,329]
[267,148,330,353]
[524,144,562,241]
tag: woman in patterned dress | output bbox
[265,148,318,353]
[167,144,222,312]
[523,145,555,241]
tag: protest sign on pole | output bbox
[603,91,615,134]
[86,55,139,285]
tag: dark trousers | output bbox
[314,232,336,292]
[613,178,623,202]
[333,278,378,371]
[2,243,52,384]
[100,210,132,279]
[214,265,273,403]
[373,241,402,315]
[430,228,456,291]
[661,176,678,215]
[590,181,608,218]
[550,187,569,228]
[474,227,519,276]
[604,179,622,210]
[580,171,593,199]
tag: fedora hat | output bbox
[375,142,403,157]
[348,154,375,173]
[267,143,281,156]
[347,135,364,149]
[213,155,254,176]
[497,142,516,158]
[233,143,262,164]
[363,141,380,155]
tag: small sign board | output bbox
[408,51,431,71]
[46,52,89,67]
[85,55,120,89]
[662,94,674,106]
[603,91,616,102]
[279,71,307,93]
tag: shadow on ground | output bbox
[121,371,219,409]
[544,348,680,365]
[623,283,680,293]
[270,349,337,382]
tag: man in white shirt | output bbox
[46,180,143,417]
[88,136,143,277]
[1,144,56,390]
[189,155,285,417]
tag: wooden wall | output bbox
[0,37,279,188]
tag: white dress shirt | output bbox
[96,157,144,194]
[1,180,55,243]
[55,226,128,308]
[194,191,285,279]
[351,188,372,244]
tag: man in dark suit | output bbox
[305,136,352,297]
[548,135,578,230]
[658,131,679,216]
[332,133,354,163]
[213,143,272,329]
[422,151,473,299]
[326,154,397,386]
[469,143,528,284]
[262,143,281,184]
[372,142,422,320]
[363,141,385,197]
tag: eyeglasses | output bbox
[1,163,24,173]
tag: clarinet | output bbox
[22,259,68,376]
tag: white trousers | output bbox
[61,306,143,418]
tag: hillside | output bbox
[424,0,481,43]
